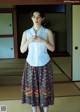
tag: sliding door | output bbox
[72,5,80,81]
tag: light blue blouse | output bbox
[23,26,50,66]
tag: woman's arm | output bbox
[45,29,55,52]
[20,31,29,53]
[34,29,55,52]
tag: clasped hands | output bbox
[28,35,46,43]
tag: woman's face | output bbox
[31,12,44,25]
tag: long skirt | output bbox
[21,60,54,107]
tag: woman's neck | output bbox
[33,25,41,33]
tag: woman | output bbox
[20,9,55,112]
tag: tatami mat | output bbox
[0,96,80,112]
[54,82,80,97]
[52,57,71,78]
[0,58,79,112]
[0,59,25,69]
[0,59,70,85]
[0,73,69,85]
[75,82,80,89]
[54,73,70,81]
[0,82,80,100]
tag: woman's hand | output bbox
[33,36,46,43]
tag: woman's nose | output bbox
[35,17,39,20]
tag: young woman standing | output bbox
[20,9,55,112]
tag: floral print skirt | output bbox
[21,60,54,107]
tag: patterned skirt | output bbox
[21,60,54,107]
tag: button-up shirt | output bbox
[22,26,50,66]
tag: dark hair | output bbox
[30,9,45,18]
